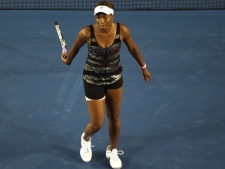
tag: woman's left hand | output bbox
[142,68,151,82]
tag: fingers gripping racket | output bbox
[54,21,67,58]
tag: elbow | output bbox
[127,45,138,55]
[128,47,135,55]
[127,47,133,53]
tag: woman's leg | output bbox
[83,98,105,141]
[105,86,123,150]
[80,98,105,162]
[82,80,106,141]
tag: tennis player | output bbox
[61,1,151,168]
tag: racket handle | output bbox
[62,47,68,59]
[62,47,67,52]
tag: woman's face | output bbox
[95,13,113,29]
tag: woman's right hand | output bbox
[61,50,70,64]
[61,51,67,59]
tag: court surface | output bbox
[0,10,225,169]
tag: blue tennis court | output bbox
[0,9,225,169]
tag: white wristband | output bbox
[140,63,147,69]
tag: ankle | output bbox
[112,149,118,153]
[82,133,91,142]
[83,136,90,142]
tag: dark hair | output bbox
[95,1,114,10]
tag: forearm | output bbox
[129,45,146,67]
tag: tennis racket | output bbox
[55,21,67,58]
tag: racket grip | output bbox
[62,47,68,59]
[62,47,67,52]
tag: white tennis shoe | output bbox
[80,132,92,162]
[106,145,124,169]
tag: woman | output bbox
[61,1,151,168]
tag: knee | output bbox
[90,122,104,132]
[108,113,120,123]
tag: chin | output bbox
[98,25,107,28]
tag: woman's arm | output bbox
[61,26,90,65]
[120,24,151,82]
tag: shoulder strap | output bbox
[89,24,97,44]
[89,25,94,38]
[115,22,121,42]
[116,22,120,34]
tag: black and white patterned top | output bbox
[83,23,122,86]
